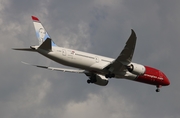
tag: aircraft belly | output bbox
[115,71,137,80]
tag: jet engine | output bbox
[127,63,146,75]
[87,74,109,86]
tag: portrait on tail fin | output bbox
[32,16,55,46]
[38,28,46,44]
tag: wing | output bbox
[22,61,86,73]
[104,29,137,73]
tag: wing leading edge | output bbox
[104,29,137,74]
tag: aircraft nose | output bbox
[162,73,170,86]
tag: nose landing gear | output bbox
[156,85,162,92]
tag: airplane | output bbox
[13,16,170,92]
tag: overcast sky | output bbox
[0,0,180,118]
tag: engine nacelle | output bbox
[94,74,109,86]
[127,63,146,75]
[89,74,109,86]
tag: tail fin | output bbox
[32,16,56,46]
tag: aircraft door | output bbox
[67,50,74,59]
[62,49,66,56]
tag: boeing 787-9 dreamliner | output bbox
[13,16,170,92]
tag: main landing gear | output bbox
[87,79,91,84]
[105,73,115,78]
[87,74,96,84]
[156,85,161,92]
[87,79,96,84]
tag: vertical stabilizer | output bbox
[32,16,56,46]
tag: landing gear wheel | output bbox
[111,74,115,78]
[105,74,109,78]
[105,73,115,78]
[87,79,91,84]
[156,89,160,92]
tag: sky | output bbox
[0,0,180,118]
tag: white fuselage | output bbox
[35,46,138,80]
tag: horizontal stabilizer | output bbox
[21,61,86,73]
[12,48,36,52]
